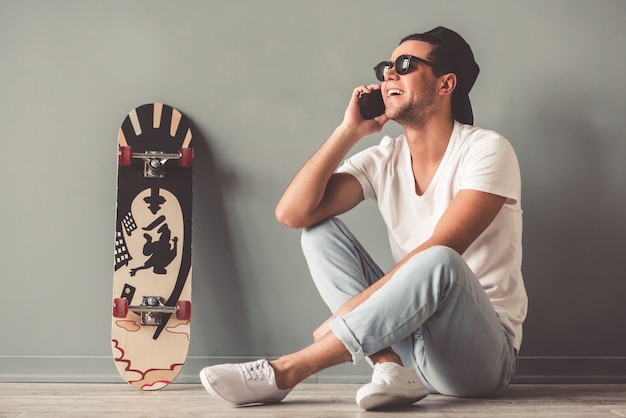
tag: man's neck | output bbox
[403,117,455,196]
[404,117,455,164]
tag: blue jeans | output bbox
[301,217,518,397]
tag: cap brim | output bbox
[452,92,474,125]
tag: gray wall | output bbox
[2,0,625,383]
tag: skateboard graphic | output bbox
[112,103,193,390]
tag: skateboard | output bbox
[111,102,193,390]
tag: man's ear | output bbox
[440,73,457,96]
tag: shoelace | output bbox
[372,362,396,379]
[372,363,417,385]
[238,359,276,385]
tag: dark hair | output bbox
[400,33,461,84]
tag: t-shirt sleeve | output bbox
[460,134,521,204]
[336,152,376,200]
[335,136,397,201]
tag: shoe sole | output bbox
[199,369,237,405]
[356,384,428,410]
[199,368,291,406]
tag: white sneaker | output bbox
[356,362,428,410]
[199,359,292,406]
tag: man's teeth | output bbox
[387,89,404,97]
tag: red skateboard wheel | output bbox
[178,147,193,168]
[118,146,133,166]
[113,298,129,318]
[175,300,191,320]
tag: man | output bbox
[199,26,527,410]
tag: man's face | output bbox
[382,40,440,127]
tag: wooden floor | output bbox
[1,383,625,417]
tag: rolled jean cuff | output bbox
[329,315,365,364]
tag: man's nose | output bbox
[384,67,399,81]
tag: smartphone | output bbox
[359,89,385,119]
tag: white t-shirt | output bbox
[337,121,528,350]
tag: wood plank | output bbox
[0,383,625,417]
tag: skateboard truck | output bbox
[118,146,193,178]
[113,296,191,324]
[143,152,172,179]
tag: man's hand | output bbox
[341,85,389,137]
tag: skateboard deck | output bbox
[112,102,193,390]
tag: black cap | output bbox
[413,26,479,125]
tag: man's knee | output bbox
[399,245,468,289]
[419,245,464,268]
[300,217,344,253]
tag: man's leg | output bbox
[270,331,352,389]
[325,244,517,397]
[301,218,428,409]
[300,217,417,367]
[301,217,385,311]
[412,270,518,396]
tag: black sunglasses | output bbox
[373,54,446,81]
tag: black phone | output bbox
[359,89,385,119]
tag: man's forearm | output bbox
[275,125,361,228]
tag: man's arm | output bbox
[275,86,388,229]
[313,189,506,340]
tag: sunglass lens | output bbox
[374,61,391,81]
[396,55,412,75]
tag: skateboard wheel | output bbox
[118,146,133,166]
[178,147,193,168]
[176,300,191,320]
[113,298,129,318]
